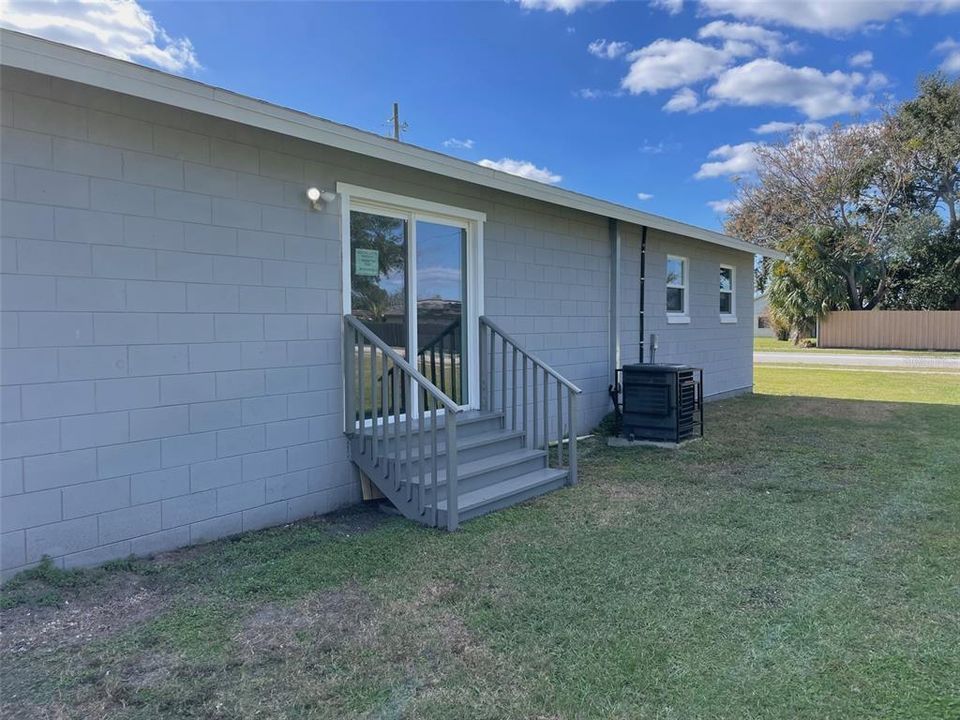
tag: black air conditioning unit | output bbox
[615,364,703,443]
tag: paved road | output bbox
[754,352,960,370]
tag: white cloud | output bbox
[707,198,736,212]
[636,192,654,201]
[752,120,794,134]
[588,38,630,59]
[639,139,681,154]
[477,158,562,184]
[706,59,871,119]
[752,120,825,135]
[697,20,794,56]
[621,38,744,94]
[935,37,960,73]
[865,71,889,90]
[517,0,608,13]
[573,87,623,99]
[848,50,873,68]
[442,138,475,150]
[663,87,702,112]
[695,142,759,179]
[698,0,960,33]
[653,0,684,14]
[0,0,199,73]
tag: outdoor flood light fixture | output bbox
[306,187,336,210]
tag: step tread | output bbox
[405,447,547,486]
[363,409,503,435]
[386,428,524,461]
[436,467,568,512]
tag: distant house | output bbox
[0,30,783,576]
[754,293,774,337]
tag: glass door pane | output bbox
[350,210,408,419]
[415,220,467,405]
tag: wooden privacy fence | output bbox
[819,311,960,350]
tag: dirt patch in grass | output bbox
[236,582,379,660]
[316,503,389,537]
[1,577,169,657]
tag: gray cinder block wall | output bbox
[620,226,755,395]
[1,68,359,577]
[1,66,754,577]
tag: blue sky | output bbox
[5,0,960,231]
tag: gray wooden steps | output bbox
[403,447,549,494]
[435,467,568,525]
[348,408,569,528]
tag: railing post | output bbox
[532,365,539,449]
[489,328,496,412]
[568,390,578,485]
[358,334,366,450]
[501,334,507,419]
[479,322,487,412]
[557,378,563,467]
[522,356,529,448]
[445,415,458,531]
[511,347,518,431]
[343,322,355,435]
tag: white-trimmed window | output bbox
[666,255,689,322]
[720,264,736,322]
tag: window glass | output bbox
[720,266,734,315]
[350,210,408,357]
[416,220,467,405]
[667,257,684,287]
[667,287,685,313]
[667,256,686,314]
[720,267,733,292]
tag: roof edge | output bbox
[0,29,785,260]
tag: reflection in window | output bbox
[350,210,408,357]
[667,255,687,315]
[416,220,467,405]
[720,265,734,315]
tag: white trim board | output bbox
[0,29,784,261]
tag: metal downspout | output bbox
[639,225,647,363]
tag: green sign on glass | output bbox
[354,248,379,277]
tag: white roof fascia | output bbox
[0,29,785,260]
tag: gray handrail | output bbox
[345,315,461,414]
[480,316,583,395]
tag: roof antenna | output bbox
[388,102,408,142]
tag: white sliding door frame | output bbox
[338,182,485,413]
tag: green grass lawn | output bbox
[756,365,960,404]
[754,336,960,357]
[3,369,959,719]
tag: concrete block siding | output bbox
[1,66,755,576]
[620,225,755,396]
[0,68,358,577]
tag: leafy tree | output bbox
[728,121,912,312]
[767,229,852,339]
[728,75,960,336]
[895,74,960,229]
[884,217,960,309]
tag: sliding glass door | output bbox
[414,220,467,405]
[349,206,471,414]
